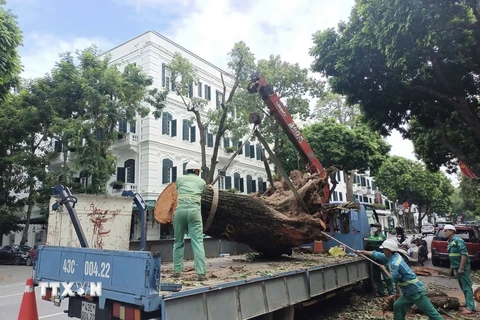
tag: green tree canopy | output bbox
[0,0,22,100]
[311,92,361,128]
[28,47,165,194]
[458,174,480,216]
[310,0,480,177]
[375,156,454,227]
[281,119,390,200]
[166,41,256,183]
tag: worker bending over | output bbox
[444,224,476,315]
[357,239,442,320]
[172,161,208,281]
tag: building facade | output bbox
[48,31,269,241]
[103,31,269,200]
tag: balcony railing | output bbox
[111,183,137,193]
[114,133,139,149]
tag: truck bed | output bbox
[157,252,369,319]
[159,252,363,293]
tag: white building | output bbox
[46,31,269,241]
[102,31,268,199]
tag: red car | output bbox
[431,225,480,266]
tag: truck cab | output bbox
[321,201,378,252]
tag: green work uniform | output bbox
[173,173,207,276]
[372,252,443,320]
[448,235,476,311]
[368,233,395,296]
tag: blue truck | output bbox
[35,73,382,319]
[33,185,378,320]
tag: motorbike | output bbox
[410,234,428,264]
[396,235,427,266]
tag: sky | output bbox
[6,0,418,165]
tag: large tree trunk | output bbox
[157,170,355,256]
[199,170,343,256]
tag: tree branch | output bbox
[434,116,469,161]
[430,55,480,140]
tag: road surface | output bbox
[1,234,473,319]
[0,265,69,319]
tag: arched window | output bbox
[244,141,251,157]
[162,112,176,137]
[183,162,188,175]
[258,177,265,193]
[162,159,177,184]
[234,173,241,192]
[246,175,253,194]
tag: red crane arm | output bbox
[247,73,330,203]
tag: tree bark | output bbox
[382,290,460,312]
[200,187,329,256]
[417,206,429,234]
[158,170,350,256]
[20,178,35,245]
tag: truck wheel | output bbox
[432,257,440,266]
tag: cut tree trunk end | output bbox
[200,170,355,256]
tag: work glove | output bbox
[457,268,465,276]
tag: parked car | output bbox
[0,245,30,265]
[421,223,435,236]
[431,225,480,266]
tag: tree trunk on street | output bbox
[201,187,330,256]
[20,178,35,245]
[158,170,356,256]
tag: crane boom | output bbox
[247,72,330,203]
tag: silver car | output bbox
[421,223,435,235]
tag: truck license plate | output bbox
[81,301,96,320]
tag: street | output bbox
[0,265,68,320]
[0,235,475,320]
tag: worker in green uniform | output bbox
[171,161,208,281]
[444,224,476,315]
[357,239,442,320]
[367,223,395,296]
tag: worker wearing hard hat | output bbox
[367,223,395,297]
[444,224,476,315]
[357,239,442,319]
[172,161,208,281]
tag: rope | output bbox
[203,186,219,232]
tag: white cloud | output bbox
[162,0,355,69]
[19,33,113,79]
[19,0,422,167]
